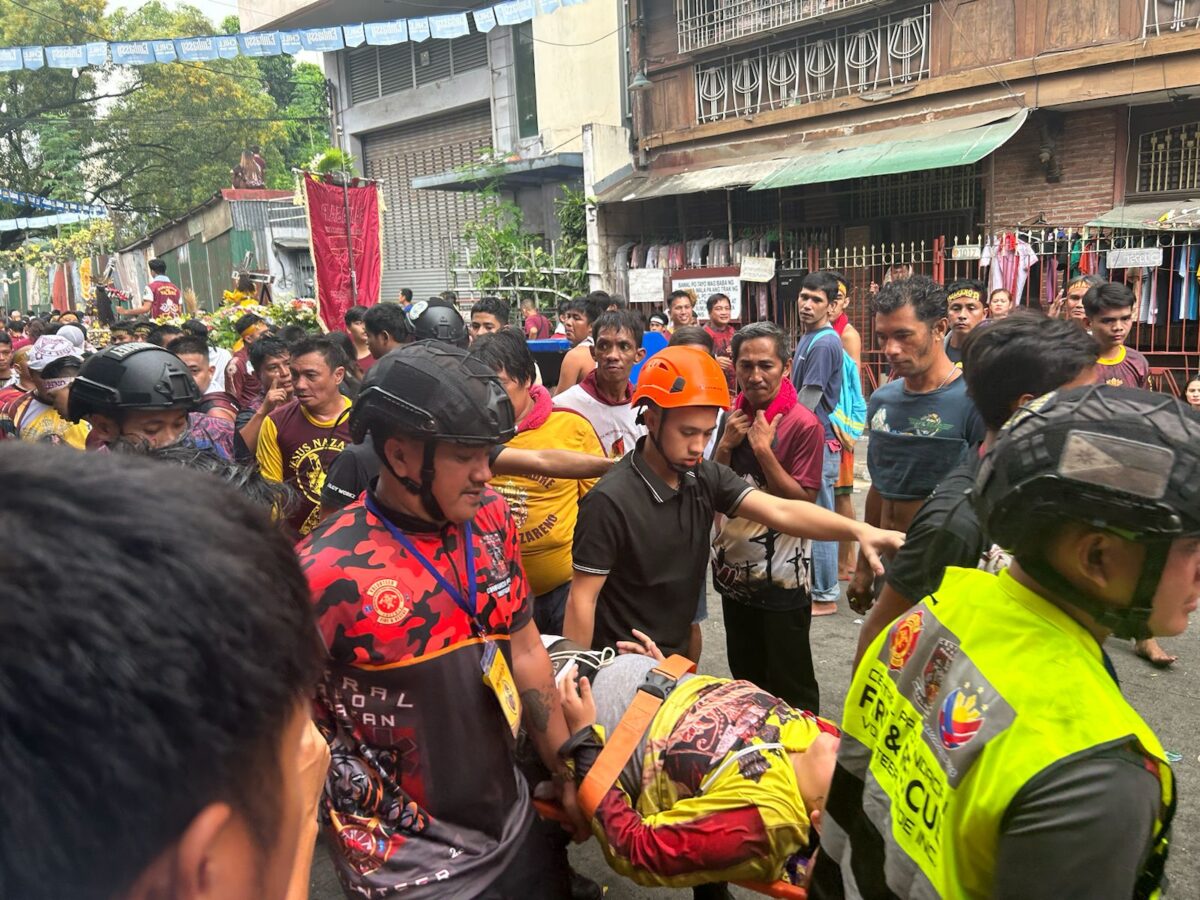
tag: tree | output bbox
[96,2,285,224]
[0,0,113,248]
[0,1,331,246]
[269,61,332,189]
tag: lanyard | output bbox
[364,495,480,630]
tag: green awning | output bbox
[750,108,1028,191]
[1088,200,1200,230]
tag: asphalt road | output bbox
[308,487,1200,899]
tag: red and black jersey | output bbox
[296,489,534,898]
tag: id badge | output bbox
[481,639,522,738]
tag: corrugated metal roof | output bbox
[596,157,790,203]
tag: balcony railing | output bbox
[1143,0,1200,38]
[694,5,929,123]
[677,0,885,54]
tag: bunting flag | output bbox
[46,45,88,69]
[0,187,107,216]
[0,0,592,72]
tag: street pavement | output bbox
[308,487,1200,898]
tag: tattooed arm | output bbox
[510,620,589,838]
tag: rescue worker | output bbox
[811,385,1193,900]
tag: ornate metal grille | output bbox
[693,5,929,123]
[1143,0,1200,37]
[1137,123,1200,193]
[675,0,884,54]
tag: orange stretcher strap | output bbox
[577,654,695,818]
[560,653,808,900]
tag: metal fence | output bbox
[821,232,1200,394]
[450,239,589,305]
[1143,0,1200,37]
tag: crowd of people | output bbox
[0,259,1197,900]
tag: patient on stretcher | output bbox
[548,635,839,890]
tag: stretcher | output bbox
[537,654,809,900]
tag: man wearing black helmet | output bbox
[68,342,235,459]
[297,341,586,899]
[811,385,1196,900]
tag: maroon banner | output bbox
[303,173,382,331]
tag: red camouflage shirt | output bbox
[297,489,534,898]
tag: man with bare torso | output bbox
[847,276,985,613]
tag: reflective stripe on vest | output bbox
[820,567,1173,898]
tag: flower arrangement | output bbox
[149,294,320,349]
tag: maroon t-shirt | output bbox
[197,391,239,417]
[725,393,824,494]
[357,353,377,374]
[225,347,263,411]
[705,324,737,392]
[1095,346,1149,389]
[268,398,352,536]
[523,313,552,340]
[149,279,183,318]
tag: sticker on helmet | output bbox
[1058,430,1173,499]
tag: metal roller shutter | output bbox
[362,104,493,301]
[346,45,380,105]
[378,43,414,95]
[451,29,488,72]
[414,40,452,87]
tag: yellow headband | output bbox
[238,321,266,338]
[837,280,848,297]
[948,288,982,304]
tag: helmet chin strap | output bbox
[1021,539,1169,642]
[379,438,447,523]
[643,408,699,476]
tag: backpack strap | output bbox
[577,654,696,818]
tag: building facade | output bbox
[595,0,1200,380]
[242,0,628,301]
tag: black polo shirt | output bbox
[572,437,753,655]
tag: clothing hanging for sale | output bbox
[980,234,1038,302]
[1173,244,1199,321]
[1042,256,1059,308]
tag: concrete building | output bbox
[242,0,630,300]
[114,189,313,311]
[596,0,1200,379]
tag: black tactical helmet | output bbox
[68,342,201,422]
[974,384,1200,639]
[351,341,515,446]
[350,341,514,520]
[407,300,468,347]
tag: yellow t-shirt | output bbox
[13,397,89,449]
[493,409,604,596]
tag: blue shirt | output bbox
[866,374,985,500]
[790,327,842,442]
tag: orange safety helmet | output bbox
[631,345,731,410]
